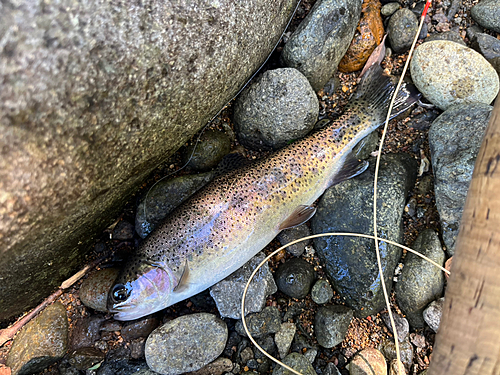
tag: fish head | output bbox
[107,260,174,321]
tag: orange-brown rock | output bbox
[338,0,384,73]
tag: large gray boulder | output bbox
[0,0,298,322]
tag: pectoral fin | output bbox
[329,152,369,187]
[173,260,190,293]
[279,205,317,230]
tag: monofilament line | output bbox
[241,232,448,375]
[372,1,431,374]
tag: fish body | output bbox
[108,66,419,320]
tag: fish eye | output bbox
[112,284,129,302]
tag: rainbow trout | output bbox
[108,65,419,320]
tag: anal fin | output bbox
[279,205,317,230]
[329,152,369,187]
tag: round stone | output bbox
[410,40,499,110]
[145,313,228,375]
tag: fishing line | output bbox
[142,0,303,224]
[372,2,431,373]
[241,232,448,375]
[242,2,434,374]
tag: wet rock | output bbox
[130,338,146,359]
[311,154,417,317]
[323,362,342,375]
[275,323,296,359]
[470,33,500,75]
[277,224,312,257]
[339,0,384,73]
[233,68,318,151]
[380,312,409,342]
[353,131,380,160]
[429,103,492,254]
[7,302,68,375]
[379,335,413,370]
[349,348,387,375]
[275,258,316,299]
[210,252,277,319]
[395,229,445,327]
[235,306,281,338]
[68,347,105,371]
[272,352,316,375]
[181,130,232,172]
[121,316,159,341]
[311,279,334,304]
[315,305,353,348]
[425,31,466,46]
[69,315,106,351]
[281,0,363,90]
[410,41,499,110]
[423,297,445,332]
[97,353,149,375]
[471,0,500,33]
[79,268,119,312]
[381,3,400,17]
[145,313,227,375]
[0,0,299,323]
[135,172,214,238]
[188,358,233,375]
[387,9,419,53]
[112,220,136,240]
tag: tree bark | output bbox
[429,95,500,374]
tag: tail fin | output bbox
[349,64,421,120]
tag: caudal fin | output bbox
[348,64,421,121]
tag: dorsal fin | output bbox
[329,152,369,187]
[279,205,317,230]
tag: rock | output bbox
[387,9,419,53]
[277,224,312,257]
[233,68,318,150]
[470,33,500,76]
[281,0,362,90]
[274,258,316,299]
[112,220,136,240]
[379,335,413,370]
[68,347,106,371]
[311,279,334,304]
[240,347,254,364]
[471,0,500,33]
[145,313,227,375]
[69,315,106,351]
[130,338,146,359]
[181,130,232,172]
[311,154,418,317]
[349,348,387,375]
[188,358,233,375]
[425,31,466,46]
[275,323,296,359]
[423,297,445,332]
[380,312,409,342]
[410,41,499,110]
[381,3,400,17]
[314,305,354,348]
[135,172,214,238]
[7,302,68,375]
[121,316,159,341]
[353,131,380,160]
[395,229,445,327]
[272,353,316,375]
[338,0,384,73]
[389,360,407,375]
[235,306,281,338]
[428,103,492,254]
[210,252,277,319]
[79,268,119,312]
[291,334,319,363]
[0,0,299,323]
[96,353,149,375]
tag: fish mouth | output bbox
[108,302,136,314]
